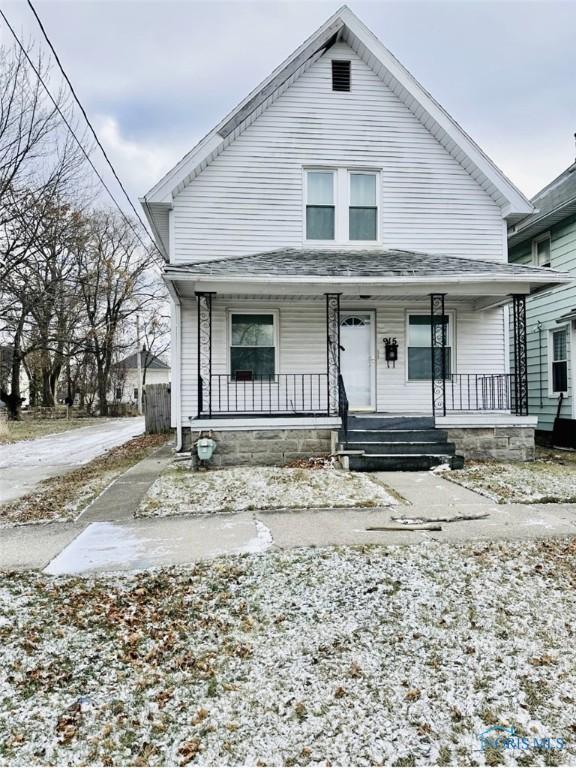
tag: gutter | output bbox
[165,278,183,452]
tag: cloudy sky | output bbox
[2,0,575,211]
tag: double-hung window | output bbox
[407,313,452,381]
[533,233,551,268]
[306,171,335,240]
[305,169,379,242]
[349,172,377,240]
[550,328,568,394]
[230,312,276,381]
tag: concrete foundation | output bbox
[183,427,333,467]
[446,426,535,461]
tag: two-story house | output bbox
[508,157,576,444]
[143,6,568,469]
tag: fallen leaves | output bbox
[0,432,168,526]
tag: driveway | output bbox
[0,417,144,503]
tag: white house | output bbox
[112,350,170,404]
[142,6,569,469]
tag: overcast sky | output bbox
[2,0,576,211]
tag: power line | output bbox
[25,0,153,239]
[0,6,153,254]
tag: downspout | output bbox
[166,279,183,451]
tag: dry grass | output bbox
[0,433,169,527]
[448,447,576,503]
[0,418,106,445]
[1,538,575,766]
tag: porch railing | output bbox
[198,373,329,417]
[197,372,521,419]
[445,373,517,413]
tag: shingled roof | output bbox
[116,351,169,370]
[509,163,576,247]
[166,248,560,280]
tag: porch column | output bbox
[325,293,341,416]
[196,292,214,418]
[430,293,447,418]
[511,294,529,416]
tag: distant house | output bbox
[112,350,170,404]
[509,158,576,436]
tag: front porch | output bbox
[190,291,530,425]
[165,248,569,463]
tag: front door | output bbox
[340,311,375,410]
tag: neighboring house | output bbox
[142,6,568,468]
[112,350,171,404]
[508,158,576,437]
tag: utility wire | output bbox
[25,0,153,239]
[0,6,153,253]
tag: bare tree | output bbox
[73,211,162,416]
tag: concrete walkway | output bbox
[0,469,562,575]
[78,444,173,523]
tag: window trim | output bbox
[304,168,337,243]
[227,309,280,381]
[303,167,380,245]
[405,309,456,384]
[347,170,379,242]
[548,325,569,397]
[532,232,551,268]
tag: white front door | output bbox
[340,311,376,410]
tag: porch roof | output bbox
[165,248,571,301]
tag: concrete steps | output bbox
[340,415,463,472]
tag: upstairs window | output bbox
[407,314,452,381]
[550,328,568,394]
[349,172,377,240]
[533,233,551,267]
[331,60,351,91]
[306,171,335,240]
[230,312,276,381]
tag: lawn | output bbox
[0,418,105,445]
[1,538,575,766]
[0,434,168,527]
[447,448,576,504]
[137,464,398,518]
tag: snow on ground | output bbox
[137,465,397,518]
[1,538,575,766]
[448,450,576,503]
[0,417,144,504]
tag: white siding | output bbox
[180,296,505,423]
[172,41,504,264]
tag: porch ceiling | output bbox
[165,248,571,304]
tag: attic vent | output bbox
[331,60,351,92]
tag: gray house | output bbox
[509,159,576,438]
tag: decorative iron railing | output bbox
[198,373,330,417]
[445,373,519,413]
[338,373,349,439]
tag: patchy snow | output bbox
[1,538,576,765]
[137,465,397,518]
[448,451,576,503]
[0,417,145,504]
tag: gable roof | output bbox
[142,6,532,256]
[116,351,169,370]
[508,162,576,247]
